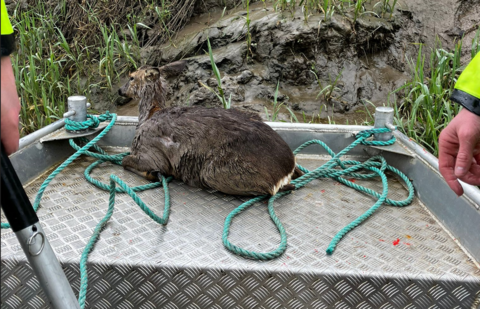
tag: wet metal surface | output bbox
[2,151,479,308]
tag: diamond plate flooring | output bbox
[2,150,480,308]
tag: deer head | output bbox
[118,60,187,123]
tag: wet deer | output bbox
[118,61,302,196]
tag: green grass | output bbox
[321,0,335,21]
[199,38,231,109]
[472,28,480,59]
[310,66,343,112]
[376,0,398,19]
[264,81,298,122]
[11,0,144,135]
[264,81,283,121]
[272,0,390,23]
[13,4,70,134]
[353,0,363,23]
[390,33,480,156]
[154,0,175,47]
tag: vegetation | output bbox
[199,38,231,109]
[353,0,363,23]
[321,0,335,22]
[14,3,87,134]
[311,68,343,103]
[472,29,480,59]
[271,0,398,22]
[391,31,480,156]
[11,0,192,135]
[264,81,298,122]
[374,0,398,19]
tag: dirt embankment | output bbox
[115,0,478,123]
[8,0,478,122]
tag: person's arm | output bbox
[438,53,480,196]
[1,0,21,155]
[1,57,21,154]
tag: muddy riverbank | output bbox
[103,0,478,123]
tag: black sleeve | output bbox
[1,32,16,56]
[450,89,480,117]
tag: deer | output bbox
[118,61,302,196]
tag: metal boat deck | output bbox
[2,120,480,308]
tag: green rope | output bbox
[65,117,173,308]
[222,128,414,259]
[78,174,170,308]
[0,114,414,306]
[84,159,163,192]
[1,113,113,229]
[0,113,172,309]
[64,113,112,131]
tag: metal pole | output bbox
[374,106,394,141]
[1,143,81,309]
[65,96,91,133]
[18,119,66,150]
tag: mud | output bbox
[113,0,478,124]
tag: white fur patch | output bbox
[271,165,296,195]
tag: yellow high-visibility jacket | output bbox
[450,53,480,116]
[1,0,15,56]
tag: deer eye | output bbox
[130,77,134,81]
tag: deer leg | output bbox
[292,166,304,180]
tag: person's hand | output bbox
[1,56,21,155]
[439,108,480,196]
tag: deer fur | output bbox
[118,61,302,196]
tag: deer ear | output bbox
[144,68,160,81]
[159,60,187,78]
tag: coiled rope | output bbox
[222,130,414,259]
[1,114,414,308]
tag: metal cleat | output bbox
[40,96,109,143]
[367,106,414,157]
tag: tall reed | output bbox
[391,39,467,155]
[12,1,141,135]
[199,38,231,109]
[264,81,298,122]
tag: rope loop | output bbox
[64,112,113,131]
[355,127,397,146]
